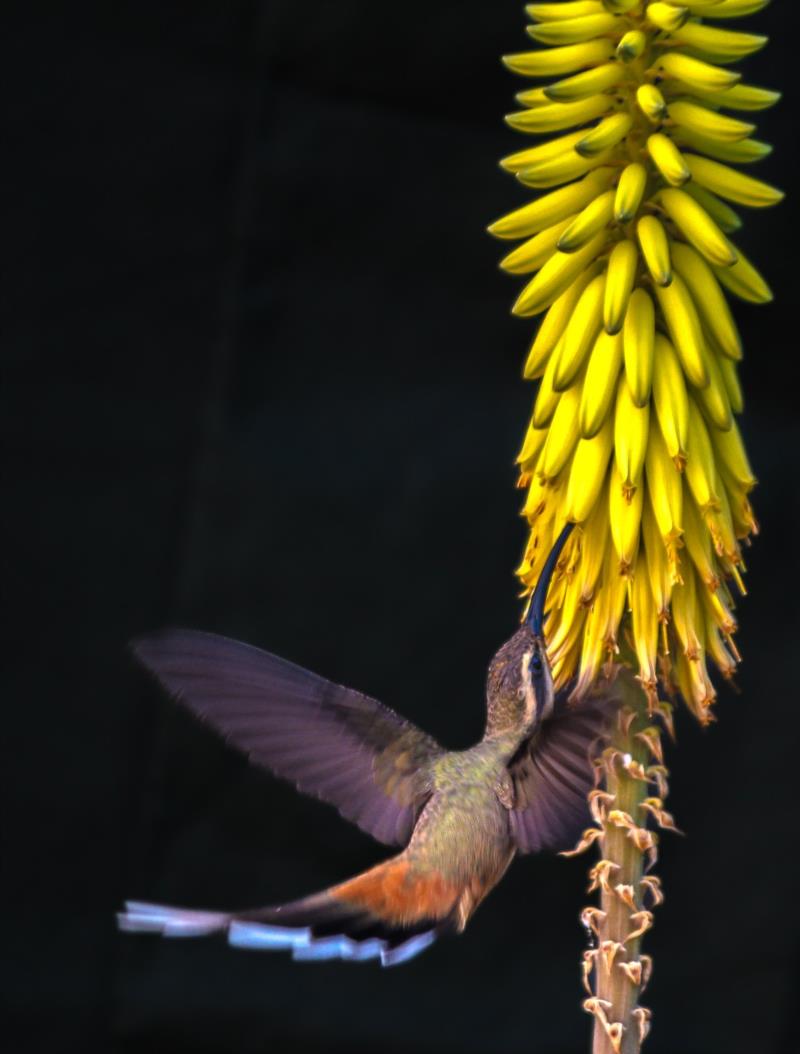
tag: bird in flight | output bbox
[120,525,617,966]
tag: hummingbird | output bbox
[119,525,617,966]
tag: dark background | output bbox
[4,2,799,1052]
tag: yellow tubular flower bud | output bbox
[637,215,672,287]
[553,273,606,389]
[564,415,614,522]
[575,112,634,156]
[604,239,639,335]
[614,162,647,222]
[638,85,668,123]
[647,133,690,186]
[557,191,615,251]
[617,29,646,61]
[683,183,742,235]
[658,188,737,267]
[526,3,606,20]
[614,379,650,501]
[654,274,710,388]
[580,330,624,438]
[623,289,656,406]
[646,3,691,33]
[651,334,689,465]
[491,0,776,715]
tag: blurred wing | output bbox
[508,685,617,854]
[132,629,442,846]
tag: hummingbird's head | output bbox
[485,524,574,739]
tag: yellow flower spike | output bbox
[493,0,777,725]
[580,330,624,438]
[637,216,672,287]
[623,289,656,407]
[604,240,639,335]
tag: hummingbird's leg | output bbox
[494,772,514,810]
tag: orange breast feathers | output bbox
[331,858,463,927]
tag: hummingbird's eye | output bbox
[530,653,544,677]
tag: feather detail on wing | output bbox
[508,678,620,854]
[131,629,442,846]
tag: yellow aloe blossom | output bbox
[491,0,780,722]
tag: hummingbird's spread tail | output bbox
[118,856,459,967]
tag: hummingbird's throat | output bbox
[520,651,538,728]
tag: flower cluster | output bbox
[491,0,780,720]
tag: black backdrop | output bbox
[4,3,799,1053]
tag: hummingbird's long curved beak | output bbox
[527,523,575,637]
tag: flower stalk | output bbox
[574,671,669,1054]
